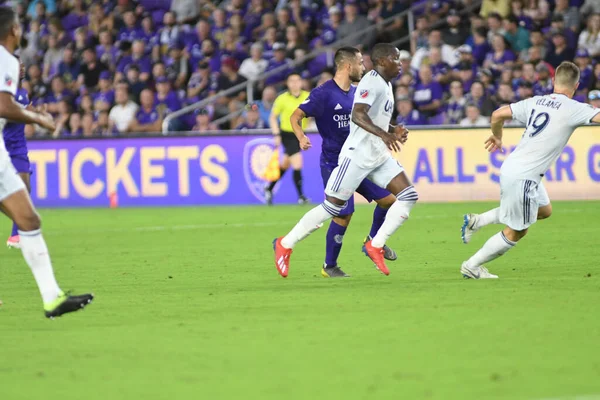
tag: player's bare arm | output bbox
[591,111,600,124]
[0,93,55,131]
[352,103,401,152]
[486,105,513,153]
[290,108,311,150]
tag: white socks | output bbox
[281,200,344,249]
[465,231,516,269]
[474,207,500,229]
[372,186,418,248]
[19,229,62,304]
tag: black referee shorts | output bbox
[280,130,301,156]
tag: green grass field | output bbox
[1,202,599,400]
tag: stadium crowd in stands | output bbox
[5,0,600,137]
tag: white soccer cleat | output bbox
[461,262,498,279]
[461,214,479,244]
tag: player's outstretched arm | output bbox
[590,111,600,124]
[352,103,401,152]
[0,93,55,131]
[290,108,311,150]
[486,105,513,153]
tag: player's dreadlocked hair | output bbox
[0,6,16,41]
[334,47,360,68]
[371,43,397,65]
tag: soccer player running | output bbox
[289,46,398,278]
[273,43,415,278]
[4,56,31,249]
[265,73,309,205]
[0,7,93,317]
[460,61,600,279]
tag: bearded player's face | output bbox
[350,53,365,82]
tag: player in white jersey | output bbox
[272,43,415,277]
[460,61,600,279]
[0,7,93,317]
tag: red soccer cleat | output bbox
[6,235,20,249]
[273,237,292,278]
[363,240,390,276]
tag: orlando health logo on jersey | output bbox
[243,137,282,203]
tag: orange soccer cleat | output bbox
[273,237,292,278]
[363,240,390,276]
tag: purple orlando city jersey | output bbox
[3,88,30,158]
[298,79,354,167]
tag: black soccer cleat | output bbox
[264,186,273,205]
[44,293,94,319]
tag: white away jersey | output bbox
[0,45,20,159]
[502,94,600,182]
[340,70,395,168]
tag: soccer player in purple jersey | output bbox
[0,7,93,317]
[3,56,30,248]
[287,47,399,278]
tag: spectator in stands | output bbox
[545,31,575,68]
[445,80,467,124]
[511,0,534,29]
[285,25,306,60]
[187,61,217,105]
[588,90,600,107]
[129,89,162,133]
[79,47,108,90]
[155,77,182,115]
[27,64,47,103]
[215,57,247,112]
[46,76,71,115]
[245,0,267,41]
[62,0,88,35]
[527,31,548,60]
[264,43,293,87]
[57,45,80,88]
[460,103,490,127]
[494,82,516,105]
[412,30,459,71]
[43,35,63,81]
[484,34,516,75]
[524,0,550,27]
[140,14,159,57]
[257,85,277,128]
[73,26,91,60]
[575,49,594,96]
[520,62,537,86]
[240,43,268,82]
[64,113,83,138]
[81,112,95,137]
[516,80,534,101]
[236,104,266,130]
[117,40,152,83]
[78,93,93,114]
[192,108,218,133]
[410,15,429,54]
[171,0,200,25]
[96,30,119,67]
[200,39,222,73]
[220,28,247,64]
[581,0,600,17]
[125,66,145,103]
[158,11,182,56]
[20,20,41,66]
[275,8,291,42]
[212,8,228,44]
[470,27,491,66]
[337,1,375,50]
[88,3,113,37]
[457,61,476,92]
[503,15,531,53]
[109,87,139,134]
[428,46,452,86]
[553,0,580,33]
[578,14,600,59]
[94,110,114,136]
[95,71,115,107]
[395,96,427,126]
[533,63,554,95]
[465,81,496,116]
[486,13,506,43]
[443,10,469,47]
[51,100,71,138]
[413,64,443,121]
[254,12,276,44]
[165,42,189,90]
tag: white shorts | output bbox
[499,177,551,231]
[325,155,404,201]
[0,154,26,202]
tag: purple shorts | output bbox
[321,163,390,216]
[10,154,31,174]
